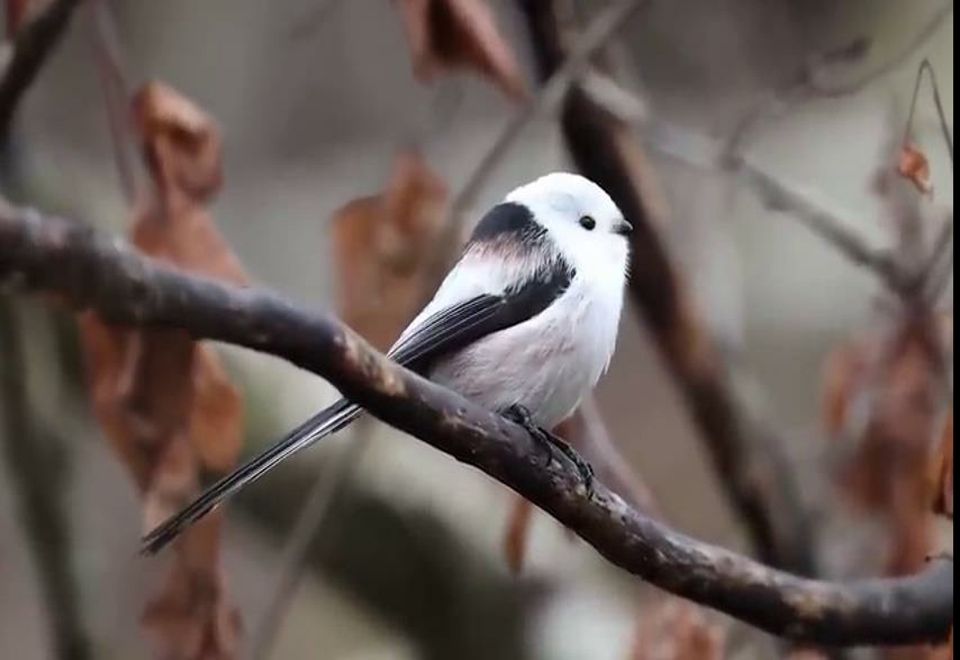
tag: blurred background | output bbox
[0,1,953,658]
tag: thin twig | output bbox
[804,2,954,100]
[921,212,954,301]
[724,1,954,163]
[0,203,953,646]
[737,159,913,294]
[0,0,83,144]
[900,59,954,302]
[571,396,660,516]
[432,0,649,276]
[248,423,372,660]
[0,298,93,660]
[86,0,138,204]
[286,0,341,41]
[902,59,953,165]
[624,109,921,299]
[238,458,534,659]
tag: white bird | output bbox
[141,171,631,555]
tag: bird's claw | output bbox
[503,405,595,495]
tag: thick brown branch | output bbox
[0,0,83,143]
[0,203,953,647]
[519,0,817,576]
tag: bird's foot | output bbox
[502,405,595,493]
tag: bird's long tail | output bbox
[140,398,362,555]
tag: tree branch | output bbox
[737,160,914,295]
[0,298,93,660]
[0,0,83,144]
[247,425,372,660]
[0,202,953,647]
[519,0,818,576]
[426,0,648,286]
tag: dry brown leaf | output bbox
[934,628,953,660]
[503,495,534,574]
[141,529,242,660]
[3,0,41,37]
[820,337,871,440]
[332,150,448,351]
[786,651,829,660]
[79,81,245,660]
[820,318,945,575]
[897,143,933,195]
[132,82,225,207]
[189,348,244,475]
[889,629,954,660]
[396,0,528,101]
[928,413,953,517]
[629,599,726,660]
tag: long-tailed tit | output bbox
[142,172,631,554]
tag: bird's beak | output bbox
[613,219,633,236]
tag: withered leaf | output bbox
[936,628,953,660]
[929,413,953,517]
[500,417,586,569]
[820,319,944,575]
[897,143,933,195]
[503,495,534,574]
[629,599,726,660]
[132,81,226,209]
[5,0,26,37]
[820,338,867,439]
[189,348,244,475]
[396,0,528,101]
[332,150,448,351]
[141,537,242,660]
[79,81,246,659]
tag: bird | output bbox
[141,171,632,555]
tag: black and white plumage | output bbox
[141,172,631,555]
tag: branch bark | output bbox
[518,0,818,576]
[0,298,93,660]
[0,203,953,647]
[0,0,83,144]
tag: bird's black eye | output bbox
[579,215,596,231]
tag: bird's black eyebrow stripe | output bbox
[468,202,546,246]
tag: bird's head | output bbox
[505,172,631,282]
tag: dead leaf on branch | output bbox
[629,598,726,660]
[395,0,528,101]
[897,143,933,195]
[500,417,577,572]
[141,543,242,660]
[79,81,245,660]
[503,495,534,574]
[332,150,448,351]
[2,0,50,38]
[928,628,953,660]
[132,82,225,208]
[928,412,953,518]
[4,0,30,37]
[786,651,830,660]
[820,316,948,576]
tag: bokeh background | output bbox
[0,1,953,659]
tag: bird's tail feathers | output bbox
[140,399,362,555]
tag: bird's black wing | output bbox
[140,261,573,555]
